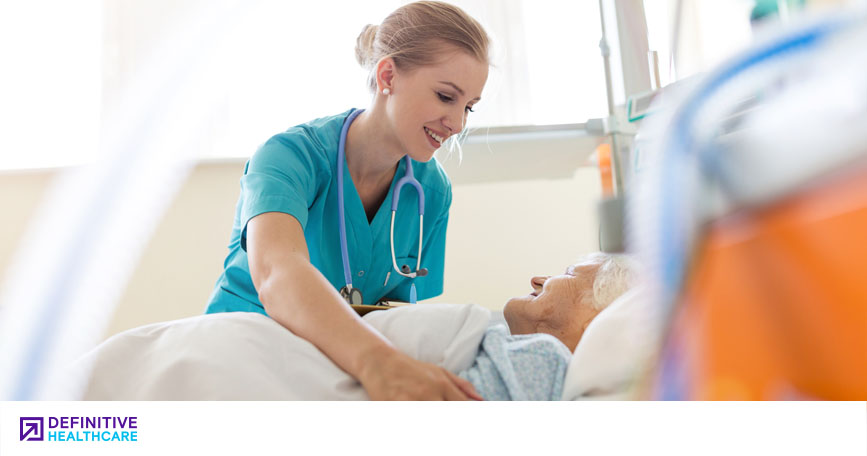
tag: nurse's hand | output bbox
[358,350,483,401]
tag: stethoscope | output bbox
[337,109,428,306]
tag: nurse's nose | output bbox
[531,276,549,292]
[442,109,463,136]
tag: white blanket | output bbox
[78,304,491,400]
[78,292,659,400]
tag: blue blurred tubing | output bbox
[656,15,853,305]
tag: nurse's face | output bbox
[503,258,604,352]
[382,46,488,162]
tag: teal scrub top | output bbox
[205,109,452,315]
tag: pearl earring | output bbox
[382,88,391,95]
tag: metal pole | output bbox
[597,0,624,194]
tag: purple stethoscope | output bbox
[337,109,428,306]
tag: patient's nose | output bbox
[531,276,548,291]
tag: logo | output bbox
[18,415,138,443]
[20,417,44,441]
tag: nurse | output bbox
[205,1,490,400]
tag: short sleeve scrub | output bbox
[206,109,453,315]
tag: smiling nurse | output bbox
[205,1,490,400]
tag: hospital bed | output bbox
[74,288,658,401]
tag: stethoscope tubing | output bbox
[336,109,363,290]
[390,212,424,278]
[337,108,427,301]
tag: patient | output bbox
[77,252,637,401]
[458,252,637,400]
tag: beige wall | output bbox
[0,171,55,278]
[441,167,601,307]
[0,136,602,340]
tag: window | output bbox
[643,0,755,86]
[0,1,102,170]
[1,0,609,169]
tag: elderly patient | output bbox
[457,252,636,400]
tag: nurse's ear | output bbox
[375,57,397,95]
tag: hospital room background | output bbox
[0,0,754,335]
[1,0,865,401]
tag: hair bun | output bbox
[355,24,378,69]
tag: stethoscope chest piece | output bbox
[340,286,363,305]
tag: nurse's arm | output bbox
[245,211,481,400]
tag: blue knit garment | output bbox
[459,324,572,401]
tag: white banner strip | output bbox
[1,401,865,455]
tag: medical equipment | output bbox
[628,7,867,399]
[336,109,428,306]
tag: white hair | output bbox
[582,252,638,311]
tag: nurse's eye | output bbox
[437,92,454,103]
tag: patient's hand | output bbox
[358,350,483,401]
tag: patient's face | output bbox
[503,258,604,352]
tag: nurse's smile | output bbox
[424,126,445,149]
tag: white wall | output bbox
[0,134,603,340]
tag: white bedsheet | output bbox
[77,291,659,400]
[77,304,490,400]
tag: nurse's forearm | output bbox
[257,255,397,380]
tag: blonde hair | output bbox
[355,1,490,93]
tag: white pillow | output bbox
[561,286,663,400]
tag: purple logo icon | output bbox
[20,417,44,441]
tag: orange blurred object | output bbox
[660,165,867,400]
[597,143,614,197]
